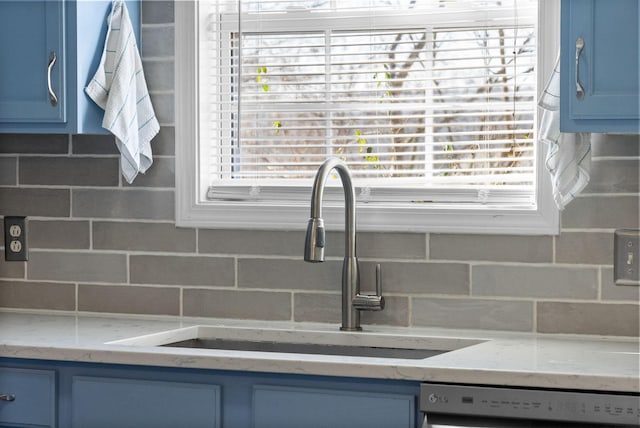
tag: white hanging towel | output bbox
[86,0,159,184]
[538,55,591,210]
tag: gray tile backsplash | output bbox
[29,220,91,250]
[0,280,75,311]
[72,189,174,220]
[27,251,128,283]
[93,221,195,252]
[561,195,640,229]
[0,133,68,154]
[183,288,292,320]
[537,302,640,336]
[430,234,553,263]
[20,156,120,187]
[238,258,341,291]
[412,298,534,332]
[0,157,16,185]
[0,1,637,336]
[0,188,71,217]
[130,255,235,287]
[472,265,598,299]
[78,284,179,316]
[555,232,613,264]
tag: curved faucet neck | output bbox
[309,158,356,257]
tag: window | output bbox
[176,0,560,234]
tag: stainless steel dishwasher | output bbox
[420,383,640,427]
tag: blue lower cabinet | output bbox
[0,368,56,428]
[71,376,221,428]
[0,358,420,428]
[253,385,415,428]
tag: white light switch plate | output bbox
[614,229,640,286]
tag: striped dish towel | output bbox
[86,0,159,184]
[539,55,591,210]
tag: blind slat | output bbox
[200,0,538,199]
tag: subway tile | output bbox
[601,267,640,302]
[199,229,304,256]
[0,280,75,311]
[562,196,639,229]
[556,232,613,264]
[72,134,118,155]
[130,255,234,286]
[27,251,127,283]
[360,261,469,295]
[293,293,340,323]
[29,220,90,249]
[0,187,70,217]
[0,134,68,154]
[430,234,552,263]
[537,302,639,336]
[143,59,174,92]
[149,93,174,124]
[0,157,16,185]
[238,258,341,291]
[472,265,598,299]
[412,297,534,331]
[183,288,291,320]
[0,258,25,279]
[141,25,174,57]
[142,1,174,24]
[583,159,639,194]
[325,232,426,260]
[591,134,640,157]
[293,293,409,327]
[72,189,174,220]
[125,157,174,188]
[93,221,195,252]
[78,284,179,315]
[19,156,119,186]
[151,126,175,156]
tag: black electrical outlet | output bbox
[4,216,28,261]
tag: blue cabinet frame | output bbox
[560,0,640,133]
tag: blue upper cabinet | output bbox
[0,0,140,134]
[560,0,640,133]
[0,2,65,126]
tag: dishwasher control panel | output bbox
[420,383,640,426]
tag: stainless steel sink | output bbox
[162,338,443,359]
[109,325,483,360]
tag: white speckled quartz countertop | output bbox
[0,311,638,393]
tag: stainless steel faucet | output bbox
[304,158,384,331]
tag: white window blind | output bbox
[199,0,538,207]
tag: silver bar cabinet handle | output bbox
[47,52,58,107]
[0,393,15,402]
[575,38,585,100]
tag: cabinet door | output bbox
[71,376,221,428]
[560,0,640,133]
[0,1,65,124]
[253,385,415,428]
[0,368,56,428]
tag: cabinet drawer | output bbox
[253,385,415,428]
[71,376,221,428]
[0,367,56,428]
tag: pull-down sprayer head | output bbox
[304,217,325,262]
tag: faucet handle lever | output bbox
[375,263,382,298]
[353,264,385,311]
